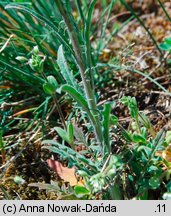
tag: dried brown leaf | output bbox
[47,159,77,186]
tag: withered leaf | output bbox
[47,159,77,186]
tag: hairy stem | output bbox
[55,0,103,149]
[52,93,67,130]
[41,72,66,130]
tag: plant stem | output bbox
[52,93,67,130]
[101,152,112,173]
[85,0,97,91]
[55,0,103,148]
[41,72,66,130]
[135,117,141,134]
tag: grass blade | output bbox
[120,0,162,55]
[5,3,73,54]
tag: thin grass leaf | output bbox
[120,0,162,55]
[29,182,60,192]
[84,0,97,89]
[102,103,112,154]
[98,0,116,52]
[75,0,85,25]
[157,0,171,22]
[68,122,74,145]
[97,63,171,97]
[103,15,134,51]
[0,185,11,200]
[0,58,44,83]
[5,3,73,54]
[0,34,13,53]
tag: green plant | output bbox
[16,45,67,129]
[7,0,120,199]
[39,95,171,199]
[159,37,171,65]
[119,96,171,199]
[54,122,74,149]
[1,0,171,200]
[25,1,171,200]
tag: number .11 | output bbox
[156,204,165,212]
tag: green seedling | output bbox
[54,122,74,149]
[120,96,140,133]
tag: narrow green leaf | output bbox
[57,84,94,123]
[120,0,162,55]
[133,134,147,144]
[150,128,166,158]
[97,63,171,96]
[54,127,70,144]
[138,112,151,130]
[110,115,118,125]
[153,128,166,150]
[74,185,90,198]
[5,4,73,54]
[102,103,112,153]
[84,0,97,87]
[67,122,74,144]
